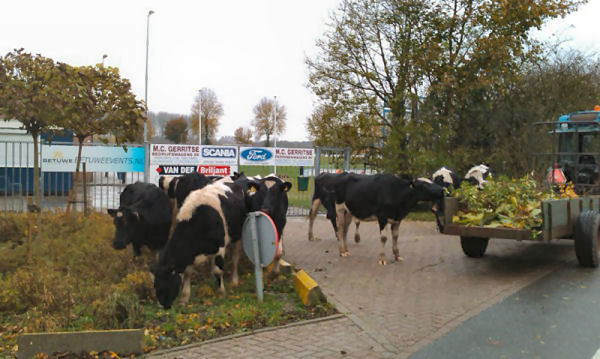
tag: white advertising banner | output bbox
[274,148,314,166]
[149,144,238,184]
[41,145,145,172]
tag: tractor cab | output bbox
[552,106,600,192]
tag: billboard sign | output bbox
[275,148,314,166]
[239,147,274,165]
[41,145,145,172]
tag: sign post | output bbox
[241,211,279,302]
[248,213,264,302]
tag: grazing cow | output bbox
[107,182,172,256]
[151,174,292,309]
[308,172,362,242]
[151,178,245,309]
[331,174,444,265]
[464,164,492,188]
[430,166,461,232]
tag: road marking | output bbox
[591,347,600,359]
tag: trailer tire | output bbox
[460,236,489,258]
[574,210,600,268]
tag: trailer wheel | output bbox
[574,210,600,268]
[460,236,489,258]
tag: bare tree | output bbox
[190,88,223,145]
[234,126,253,144]
[251,97,286,147]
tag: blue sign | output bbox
[240,148,274,165]
[42,145,145,172]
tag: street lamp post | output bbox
[273,95,277,175]
[143,10,154,183]
[198,89,202,145]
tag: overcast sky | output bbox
[1,0,599,141]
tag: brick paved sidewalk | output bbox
[148,316,390,359]
[147,217,575,358]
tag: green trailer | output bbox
[442,196,600,267]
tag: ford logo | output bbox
[241,148,273,162]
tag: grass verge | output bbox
[0,211,335,358]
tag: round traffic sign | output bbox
[241,211,279,267]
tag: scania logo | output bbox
[202,147,236,158]
[241,148,273,162]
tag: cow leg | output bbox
[378,218,388,265]
[335,204,349,256]
[231,241,241,287]
[308,198,321,241]
[178,266,194,305]
[268,237,285,279]
[391,222,403,262]
[212,253,226,294]
[354,219,361,243]
[343,212,352,244]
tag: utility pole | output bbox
[198,89,202,145]
[273,95,277,175]
[143,10,154,182]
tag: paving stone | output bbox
[147,218,573,359]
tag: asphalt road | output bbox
[409,261,600,359]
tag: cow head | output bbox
[244,176,292,236]
[260,178,292,219]
[465,164,492,189]
[412,178,446,230]
[413,178,445,201]
[107,207,141,252]
[150,264,181,310]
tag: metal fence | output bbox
[1,141,144,213]
[1,142,366,217]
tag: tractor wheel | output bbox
[574,210,600,268]
[460,236,489,258]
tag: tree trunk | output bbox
[266,134,270,147]
[32,131,40,208]
[75,137,84,181]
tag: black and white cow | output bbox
[151,174,292,309]
[151,177,245,309]
[331,174,444,265]
[430,166,461,232]
[464,164,492,188]
[107,182,172,256]
[308,172,362,242]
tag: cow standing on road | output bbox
[308,172,362,242]
[331,174,444,265]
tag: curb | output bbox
[144,314,346,358]
[293,269,326,305]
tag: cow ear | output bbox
[281,181,292,192]
[107,208,117,217]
